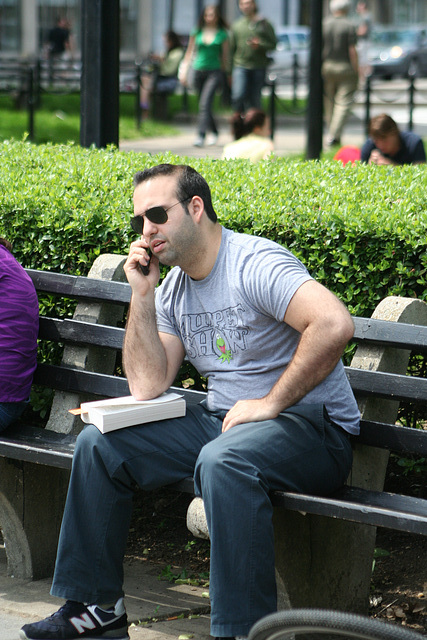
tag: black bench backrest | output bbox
[27,269,131,305]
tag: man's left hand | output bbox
[222,398,280,432]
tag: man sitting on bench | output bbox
[21,163,360,640]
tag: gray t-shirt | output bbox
[155,227,360,434]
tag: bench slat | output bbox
[28,272,427,351]
[357,419,427,455]
[33,364,207,407]
[31,362,427,456]
[353,317,427,352]
[35,317,427,360]
[26,362,427,457]
[33,363,131,398]
[35,321,427,406]
[345,366,427,402]
[171,478,427,535]
[38,317,125,350]
[0,425,75,469]
[27,270,131,305]
[270,486,427,536]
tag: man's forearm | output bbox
[265,320,349,413]
[123,295,169,400]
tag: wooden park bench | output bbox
[0,254,425,618]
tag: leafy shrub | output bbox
[1,140,426,323]
[2,141,426,423]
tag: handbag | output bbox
[178,55,195,89]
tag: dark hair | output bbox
[0,237,12,252]
[133,164,217,222]
[369,113,400,139]
[198,5,228,31]
[230,108,267,140]
[165,30,182,52]
[238,0,258,12]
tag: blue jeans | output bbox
[0,400,27,431]
[51,403,352,637]
[231,67,266,113]
[193,69,223,138]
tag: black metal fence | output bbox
[265,55,427,142]
[363,74,427,134]
[3,54,427,145]
[0,56,144,141]
[267,53,308,115]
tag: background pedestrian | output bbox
[229,0,276,113]
[322,0,359,147]
[180,5,229,148]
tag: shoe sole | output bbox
[19,628,129,640]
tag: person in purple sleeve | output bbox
[0,238,39,431]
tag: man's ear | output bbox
[190,195,205,222]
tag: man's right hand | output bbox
[123,239,160,292]
[369,149,393,165]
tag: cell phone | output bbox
[139,248,151,276]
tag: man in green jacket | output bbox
[230,0,276,112]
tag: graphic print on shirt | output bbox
[215,331,232,364]
[179,303,248,364]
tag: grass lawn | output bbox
[0,92,179,145]
[0,90,307,146]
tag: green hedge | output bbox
[1,140,426,320]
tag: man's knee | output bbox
[74,423,106,461]
[194,437,234,489]
[194,435,254,491]
[196,438,221,474]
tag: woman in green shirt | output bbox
[180,5,229,147]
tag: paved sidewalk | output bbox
[0,551,211,640]
[119,114,366,159]
[119,101,427,159]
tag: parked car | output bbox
[269,26,310,82]
[366,26,427,78]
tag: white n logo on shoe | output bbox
[70,613,97,634]
[70,602,120,634]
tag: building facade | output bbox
[0,0,426,60]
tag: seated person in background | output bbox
[0,238,39,431]
[361,113,426,165]
[140,30,184,114]
[222,108,274,161]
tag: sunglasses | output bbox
[130,197,191,235]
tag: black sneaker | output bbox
[19,598,129,639]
